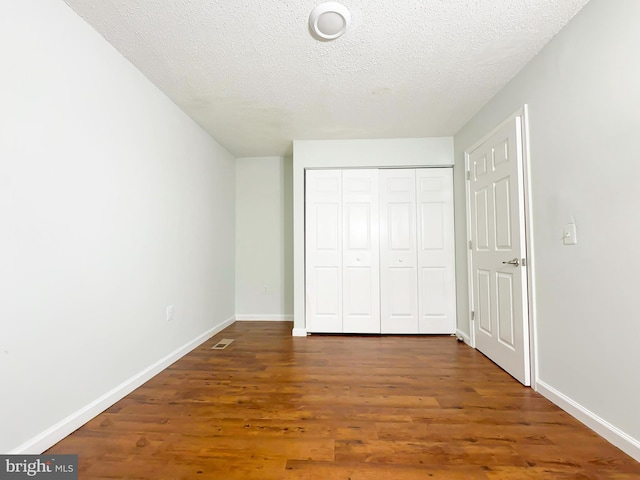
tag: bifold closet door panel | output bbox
[379,169,419,333]
[342,169,380,333]
[305,170,342,333]
[416,168,456,333]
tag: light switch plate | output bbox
[563,223,577,245]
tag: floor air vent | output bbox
[211,338,234,350]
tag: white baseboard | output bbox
[9,315,236,455]
[455,329,472,346]
[235,314,293,321]
[292,327,308,337]
[536,379,640,462]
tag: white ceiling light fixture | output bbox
[309,2,351,41]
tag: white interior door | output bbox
[416,168,456,334]
[342,170,380,333]
[468,116,530,385]
[305,170,342,333]
[379,169,419,333]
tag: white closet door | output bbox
[305,170,342,333]
[416,168,456,333]
[342,169,380,333]
[379,169,419,333]
[306,168,455,335]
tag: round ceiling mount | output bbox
[309,2,351,41]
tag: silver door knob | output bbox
[502,258,520,266]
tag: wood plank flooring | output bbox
[46,321,640,479]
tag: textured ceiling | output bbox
[63,0,590,157]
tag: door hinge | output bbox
[471,311,475,321]
[468,240,472,250]
[466,170,471,180]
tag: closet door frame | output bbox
[294,141,454,337]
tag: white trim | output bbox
[235,314,293,321]
[464,152,475,349]
[536,380,640,462]
[464,106,537,386]
[455,329,472,346]
[9,316,236,454]
[292,327,308,337]
[520,105,538,390]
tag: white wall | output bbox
[292,138,454,335]
[235,156,293,320]
[454,0,640,459]
[0,0,235,453]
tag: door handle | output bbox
[502,258,520,267]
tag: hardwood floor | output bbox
[46,321,640,479]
